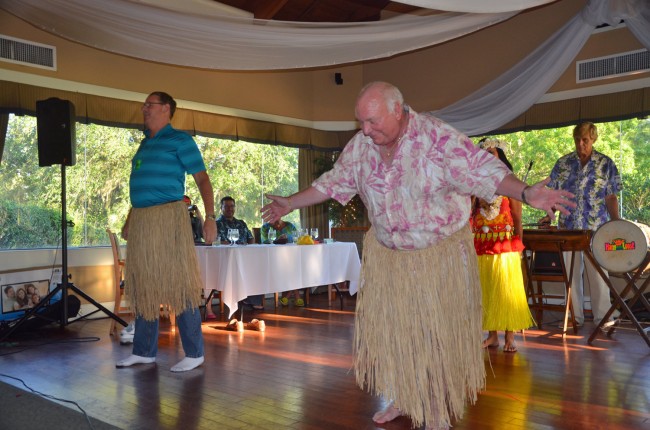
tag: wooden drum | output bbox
[591,220,650,273]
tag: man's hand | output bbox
[261,194,292,224]
[121,209,131,240]
[522,178,576,221]
[261,187,329,224]
[203,220,217,245]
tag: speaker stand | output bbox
[0,164,127,341]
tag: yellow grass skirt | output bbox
[478,252,535,331]
[124,201,203,321]
[354,226,485,429]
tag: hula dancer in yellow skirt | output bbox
[472,138,535,353]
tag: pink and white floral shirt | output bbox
[313,108,511,250]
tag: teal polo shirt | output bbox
[129,124,206,208]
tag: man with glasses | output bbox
[216,196,254,245]
[116,91,217,372]
[541,121,622,327]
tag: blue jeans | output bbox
[132,306,204,358]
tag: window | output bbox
[0,115,299,249]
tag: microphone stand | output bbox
[522,160,534,183]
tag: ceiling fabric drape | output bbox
[392,0,555,13]
[0,0,517,70]
[432,0,650,136]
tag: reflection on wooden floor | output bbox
[0,292,649,430]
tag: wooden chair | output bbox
[107,229,131,337]
[107,229,176,336]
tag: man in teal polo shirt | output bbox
[117,91,216,372]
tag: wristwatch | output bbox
[205,214,216,221]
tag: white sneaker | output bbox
[120,322,135,344]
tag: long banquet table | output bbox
[195,242,361,317]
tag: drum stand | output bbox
[588,252,650,348]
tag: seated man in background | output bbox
[261,218,297,244]
[216,196,254,245]
[216,196,263,310]
[261,219,304,306]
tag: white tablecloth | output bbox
[195,242,361,316]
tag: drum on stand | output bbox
[591,220,650,273]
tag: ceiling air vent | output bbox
[0,34,56,70]
[577,49,649,83]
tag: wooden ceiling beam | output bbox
[250,0,289,20]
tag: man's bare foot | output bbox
[504,331,517,353]
[372,402,402,424]
[482,331,499,348]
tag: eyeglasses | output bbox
[142,102,165,108]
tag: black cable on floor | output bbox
[0,372,97,430]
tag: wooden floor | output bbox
[1,292,649,430]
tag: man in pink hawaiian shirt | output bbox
[262,82,574,430]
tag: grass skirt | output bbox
[354,226,485,429]
[478,252,535,331]
[124,201,203,321]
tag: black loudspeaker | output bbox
[36,98,76,167]
[334,72,343,85]
[531,251,564,275]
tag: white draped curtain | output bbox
[433,0,650,136]
[0,0,536,71]
[393,0,555,13]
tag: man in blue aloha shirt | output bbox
[545,121,621,326]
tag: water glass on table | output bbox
[228,228,239,245]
